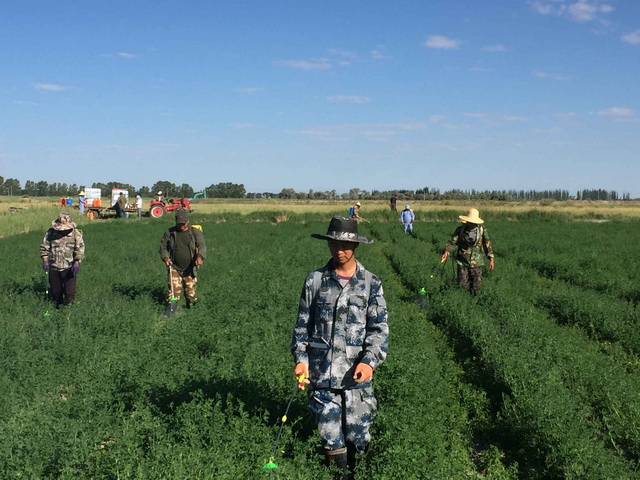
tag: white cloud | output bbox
[483,44,507,52]
[371,48,392,60]
[555,112,578,119]
[464,112,489,119]
[34,83,67,92]
[233,87,263,95]
[425,142,458,152]
[395,122,428,130]
[327,48,357,59]
[326,95,371,104]
[292,122,428,142]
[276,59,332,70]
[533,70,572,81]
[529,0,614,23]
[598,107,635,117]
[621,30,640,45]
[101,52,137,59]
[503,115,529,122]
[471,66,495,72]
[424,35,461,49]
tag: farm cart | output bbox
[149,198,192,218]
[86,204,138,219]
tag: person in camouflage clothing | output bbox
[159,208,206,309]
[441,208,495,295]
[291,216,388,479]
[40,212,85,307]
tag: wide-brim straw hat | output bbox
[459,208,484,224]
[311,216,373,244]
[79,191,85,196]
[52,212,77,231]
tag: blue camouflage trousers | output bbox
[308,387,377,451]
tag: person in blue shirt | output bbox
[399,204,415,234]
[78,191,86,215]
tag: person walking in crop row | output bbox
[159,208,206,309]
[40,212,85,307]
[441,208,494,296]
[400,204,415,234]
[291,216,388,479]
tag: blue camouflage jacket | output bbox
[291,260,388,390]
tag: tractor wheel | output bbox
[150,205,166,218]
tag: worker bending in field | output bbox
[441,208,495,296]
[291,216,388,479]
[40,212,85,307]
[159,208,206,309]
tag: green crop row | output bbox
[375,219,640,478]
[0,217,491,479]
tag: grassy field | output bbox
[3,195,640,239]
[2,203,640,479]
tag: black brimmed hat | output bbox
[311,216,373,244]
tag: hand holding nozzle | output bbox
[294,363,310,390]
[353,363,373,383]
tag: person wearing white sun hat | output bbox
[399,204,415,234]
[441,208,495,295]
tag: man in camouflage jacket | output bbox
[291,216,388,478]
[40,212,85,307]
[441,208,495,295]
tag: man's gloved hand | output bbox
[353,363,373,383]
[72,263,80,275]
[294,362,310,390]
[43,262,50,272]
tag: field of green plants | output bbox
[2,207,640,479]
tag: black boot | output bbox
[347,443,370,478]
[324,448,351,480]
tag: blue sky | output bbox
[1,0,639,196]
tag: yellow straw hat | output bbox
[459,208,484,224]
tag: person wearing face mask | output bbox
[40,212,85,307]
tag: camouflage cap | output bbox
[175,208,189,224]
[311,216,373,244]
[52,212,77,231]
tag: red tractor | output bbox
[149,198,192,218]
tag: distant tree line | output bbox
[0,177,247,200]
[0,176,633,201]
